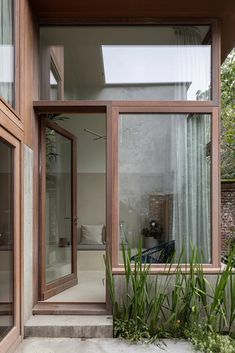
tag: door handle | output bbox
[64,216,79,225]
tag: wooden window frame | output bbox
[0,127,21,353]
[33,17,221,313]
[39,18,220,106]
[0,0,20,118]
[50,59,63,100]
[40,46,64,101]
[34,99,220,279]
[110,103,220,273]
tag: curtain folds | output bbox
[171,27,211,262]
[171,114,211,262]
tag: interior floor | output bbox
[46,270,106,303]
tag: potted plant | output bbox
[142,220,162,249]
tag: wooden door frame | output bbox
[40,119,78,300]
[33,96,220,314]
[0,127,21,353]
[35,102,112,314]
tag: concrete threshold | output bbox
[24,315,113,338]
[15,338,195,353]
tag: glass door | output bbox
[0,128,20,353]
[41,120,77,300]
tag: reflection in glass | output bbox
[119,114,211,263]
[46,128,72,284]
[50,68,59,100]
[0,139,14,340]
[40,25,211,101]
[0,0,14,106]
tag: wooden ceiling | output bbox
[29,0,235,59]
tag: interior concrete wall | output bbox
[77,173,106,242]
[57,115,106,240]
[23,145,34,323]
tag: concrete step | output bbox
[24,315,113,338]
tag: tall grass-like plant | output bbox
[224,248,235,333]
[105,242,235,345]
[163,247,204,336]
[105,241,172,342]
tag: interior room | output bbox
[44,113,106,302]
[118,113,212,264]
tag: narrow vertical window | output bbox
[0,139,14,339]
[0,0,14,107]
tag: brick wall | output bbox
[221,182,235,255]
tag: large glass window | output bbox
[119,114,211,263]
[0,139,14,340]
[40,25,211,101]
[0,0,14,107]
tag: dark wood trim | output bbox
[116,106,214,113]
[221,181,235,191]
[40,119,78,300]
[0,304,13,316]
[33,302,110,315]
[0,0,21,117]
[106,102,113,313]
[34,101,108,113]
[38,118,45,301]
[211,20,221,107]
[111,107,119,269]
[34,100,217,112]
[0,100,24,136]
[211,107,220,268]
[42,277,78,301]
[38,17,218,26]
[14,0,20,115]
[112,101,217,108]
[0,128,21,353]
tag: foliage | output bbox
[141,220,163,239]
[221,48,235,179]
[105,243,235,351]
[185,325,235,353]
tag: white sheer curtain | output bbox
[171,114,211,262]
[171,27,211,262]
[0,0,14,106]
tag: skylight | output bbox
[101,45,210,91]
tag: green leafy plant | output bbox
[141,220,163,240]
[185,325,235,353]
[105,242,235,350]
[221,48,235,180]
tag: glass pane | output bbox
[46,127,72,284]
[119,114,211,263]
[0,139,14,340]
[0,0,14,107]
[44,113,106,303]
[40,25,211,101]
[50,68,59,100]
